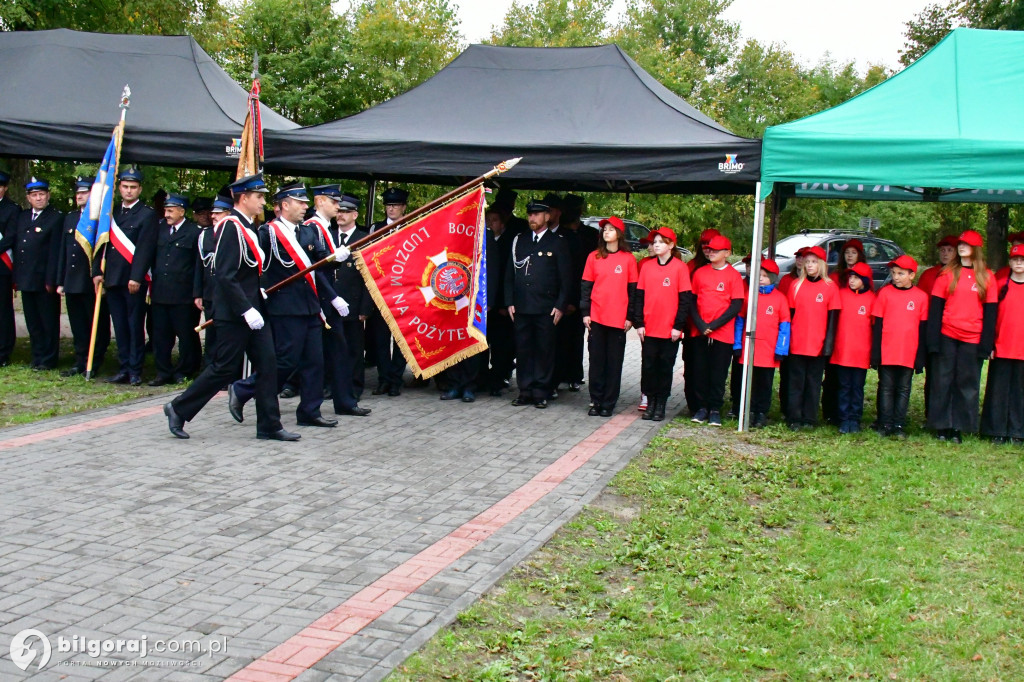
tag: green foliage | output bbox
[487,0,612,47]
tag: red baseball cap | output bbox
[699,228,721,244]
[842,238,865,253]
[888,254,918,272]
[760,259,780,275]
[804,245,827,261]
[599,216,625,231]
[959,229,984,247]
[650,227,677,244]
[741,253,752,264]
[795,246,811,257]
[1007,232,1024,244]
[638,234,652,246]
[849,262,873,280]
[706,235,731,251]
[1010,244,1024,259]
[936,235,959,249]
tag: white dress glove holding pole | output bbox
[243,308,265,330]
[333,244,351,262]
[331,296,350,317]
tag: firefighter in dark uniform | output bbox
[493,187,528,236]
[148,193,202,385]
[93,166,158,385]
[545,192,587,393]
[165,173,296,441]
[505,198,573,408]
[228,183,346,428]
[193,196,231,365]
[483,199,515,395]
[14,177,63,370]
[0,169,22,366]
[191,196,214,229]
[367,186,410,395]
[56,175,110,376]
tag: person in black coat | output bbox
[166,173,295,441]
[148,194,202,385]
[0,169,21,366]
[504,198,573,408]
[92,166,158,385]
[366,187,411,395]
[15,177,63,369]
[193,196,232,367]
[56,176,110,376]
[482,201,515,395]
[547,193,589,392]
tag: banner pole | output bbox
[738,183,766,432]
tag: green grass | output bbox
[390,374,1024,681]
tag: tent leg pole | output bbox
[767,190,780,259]
[739,184,767,432]
[365,180,377,232]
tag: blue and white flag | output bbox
[75,123,123,260]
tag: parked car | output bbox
[581,216,692,259]
[734,229,904,289]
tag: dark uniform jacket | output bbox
[320,224,371,320]
[259,218,337,317]
[212,209,267,322]
[150,218,201,305]
[14,205,63,292]
[92,201,158,287]
[486,228,512,309]
[0,196,22,281]
[504,229,573,314]
[193,225,220,304]
[56,210,95,294]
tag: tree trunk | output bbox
[986,203,1009,269]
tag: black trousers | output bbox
[981,357,1024,439]
[151,302,201,380]
[778,357,791,418]
[688,337,734,412]
[234,315,324,422]
[200,301,217,367]
[750,366,776,416]
[729,356,742,411]
[484,309,515,390]
[835,365,867,424]
[514,312,557,401]
[172,320,282,434]
[323,318,359,411]
[65,291,109,372]
[787,354,827,426]
[21,290,60,368]
[682,335,701,410]
[822,365,840,424]
[587,322,627,410]
[106,285,147,375]
[555,309,585,385]
[877,365,913,429]
[928,334,983,433]
[368,312,407,388]
[641,336,679,401]
[0,274,14,363]
[444,354,483,393]
[339,318,365,400]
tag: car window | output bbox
[874,241,902,261]
[825,240,843,264]
[774,234,820,258]
[624,222,647,243]
[861,240,883,261]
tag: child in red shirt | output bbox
[632,228,691,422]
[830,262,875,433]
[871,255,928,439]
[581,217,638,417]
[776,247,808,419]
[786,246,841,429]
[733,259,790,428]
[917,235,957,421]
[927,230,999,442]
[823,240,868,424]
[981,244,1024,442]
[681,228,719,415]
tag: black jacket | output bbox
[212,210,266,322]
[56,210,94,294]
[486,228,512,309]
[193,225,219,304]
[321,224,371,320]
[150,218,201,305]
[504,229,573,314]
[92,201,158,287]
[14,205,63,292]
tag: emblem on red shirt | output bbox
[907,300,915,310]
[766,305,774,315]
[716,282,725,291]
[662,277,671,287]
[815,293,824,303]
[971,283,978,292]
[614,264,622,274]
[858,306,866,315]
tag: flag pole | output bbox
[196,157,521,332]
[85,85,130,380]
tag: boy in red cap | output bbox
[688,234,745,426]
[871,255,928,438]
[981,244,1024,443]
[830,261,875,433]
[681,227,720,414]
[733,259,790,427]
[994,232,1024,288]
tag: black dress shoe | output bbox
[588,407,600,416]
[372,385,389,395]
[173,373,188,383]
[387,385,401,396]
[297,416,338,427]
[129,375,142,386]
[106,372,130,384]
[440,389,461,400]
[568,382,583,392]
[599,407,613,417]
[462,390,476,403]
[279,386,298,399]
[60,367,82,378]
[511,396,533,406]
[336,406,371,416]
[228,384,244,423]
[148,376,173,387]
[489,388,503,397]
[164,403,189,439]
[257,428,301,441]
[534,399,548,409]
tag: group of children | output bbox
[581,219,1024,442]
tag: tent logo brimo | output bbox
[719,153,744,174]
[225,138,243,157]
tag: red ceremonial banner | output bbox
[355,187,487,379]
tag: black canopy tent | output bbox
[0,29,297,170]
[265,44,761,194]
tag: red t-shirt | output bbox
[917,264,942,296]
[691,263,745,344]
[830,287,875,369]
[582,250,638,329]
[872,284,929,368]
[931,268,998,343]
[994,279,1024,360]
[777,272,797,296]
[637,257,691,339]
[788,277,842,356]
[996,265,1010,289]
[738,287,790,368]
[638,255,656,274]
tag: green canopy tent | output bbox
[738,27,1024,431]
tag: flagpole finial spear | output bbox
[252,51,259,80]
[487,157,522,178]
[120,85,131,109]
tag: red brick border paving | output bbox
[0,405,164,450]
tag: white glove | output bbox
[331,296,350,317]
[243,308,265,330]
[260,287,268,300]
[333,244,351,262]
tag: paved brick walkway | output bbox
[0,337,683,681]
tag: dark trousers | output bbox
[151,302,201,380]
[835,365,867,425]
[555,309,585,385]
[323,318,358,411]
[106,285,147,375]
[641,336,679,400]
[514,312,557,401]
[923,355,934,419]
[729,357,742,412]
[445,355,483,393]
[928,334,983,433]
[368,312,406,388]
[750,366,776,416]
[484,309,515,390]
[21,290,60,368]
[172,320,282,434]
[779,357,791,418]
[339,318,365,400]
[587,322,627,410]
[877,365,913,429]
[822,365,840,424]
[682,335,701,410]
[200,301,217,367]
[66,291,109,372]
[688,337,734,412]
[0,275,14,362]
[787,354,827,426]
[234,315,324,422]
[981,357,1024,439]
